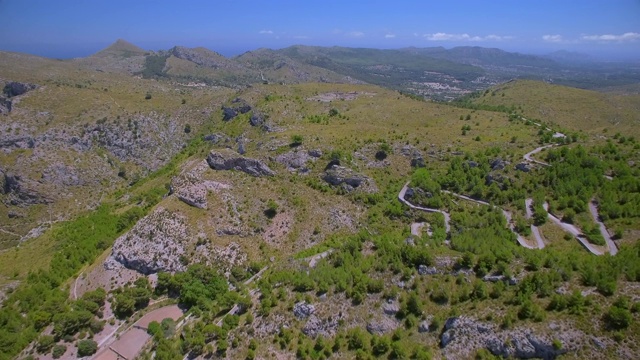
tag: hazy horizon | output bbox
[1,0,639,61]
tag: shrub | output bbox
[77,339,98,357]
[606,306,632,329]
[52,345,67,359]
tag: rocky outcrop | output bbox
[491,158,508,170]
[418,265,438,275]
[0,96,11,114]
[275,149,315,171]
[203,133,231,144]
[516,162,532,172]
[249,112,264,127]
[293,302,316,319]
[440,316,566,359]
[3,81,37,98]
[366,316,399,335]
[206,149,275,177]
[221,98,252,121]
[110,207,191,274]
[322,165,377,193]
[1,171,51,206]
[302,315,340,338]
[170,171,230,209]
[411,156,425,168]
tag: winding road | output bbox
[523,144,554,166]
[525,199,546,249]
[543,203,605,256]
[589,201,618,255]
[399,182,451,233]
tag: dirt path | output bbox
[589,201,618,255]
[525,199,546,249]
[398,182,451,233]
[543,203,605,256]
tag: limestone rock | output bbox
[418,265,438,275]
[322,165,377,193]
[302,315,340,338]
[440,316,566,359]
[206,149,275,177]
[366,316,399,335]
[382,300,400,315]
[293,301,315,319]
[516,162,531,172]
[110,207,191,274]
[221,98,252,121]
[0,96,11,114]
[3,81,37,98]
[275,149,315,171]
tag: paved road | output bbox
[589,201,618,255]
[523,144,555,166]
[525,199,546,249]
[443,190,538,250]
[398,182,451,233]
[543,203,605,256]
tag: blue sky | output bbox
[0,0,638,59]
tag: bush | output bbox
[77,339,98,357]
[36,335,55,354]
[52,344,67,359]
[606,306,632,329]
[290,134,303,146]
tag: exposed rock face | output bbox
[322,165,377,193]
[170,46,232,69]
[382,300,400,315]
[275,149,315,171]
[411,156,425,168]
[516,162,531,172]
[203,133,230,144]
[110,207,190,274]
[491,158,508,170]
[366,316,399,335]
[170,170,230,209]
[0,96,11,114]
[1,171,51,206]
[206,149,275,177]
[293,302,316,319]
[221,98,252,121]
[3,81,37,98]
[440,316,566,359]
[308,149,323,158]
[418,265,438,275]
[302,315,340,338]
[249,112,264,127]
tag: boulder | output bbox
[411,156,425,168]
[206,149,275,177]
[221,98,252,121]
[249,112,264,127]
[382,300,400,315]
[308,149,323,158]
[302,315,340,338]
[276,150,314,170]
[322,165,377,193]
[515,162,531,172]
[293,301,315,319]
[3,81,37,98]
[418,320,432,333]
[366,316,399,335]
[418,265,438,275]
[203,133,230,144]
[490,158,508,170]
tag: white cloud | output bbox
[347,31,365,38]
[424,33,510,41]
[581,32,640,41]
[293,35,309,39]
[259,30,273,34]
[384,34,396,39]
[542,34,563,43]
